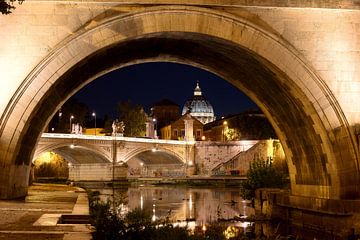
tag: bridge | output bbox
[1,0,360,234]
[35,133,257,181]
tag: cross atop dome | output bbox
[194,81,202,96]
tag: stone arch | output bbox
[123,147,186,164]
[33,142,112,164]
[0,6,358,199]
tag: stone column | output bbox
[184,114,194,142]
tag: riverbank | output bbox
[73,176,247,189]
[0,183,91,240]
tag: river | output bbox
[91,185,341,239]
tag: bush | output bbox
[240,158,287,202]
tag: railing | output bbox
[41,133,195,145]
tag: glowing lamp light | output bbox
[188,161,193,166]
[70,144,75,149]
[201,136,206,141]
[140,162,144,166]
[152,147,157,152]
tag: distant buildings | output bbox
[160,113,204,140]
[182,82,216,124]
[151,82,215,139]
[203,110,276,141]
[150,99,180,138]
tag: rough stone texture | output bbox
[213,139,286,176]
[195,140,258,175]
[0,0,359,215]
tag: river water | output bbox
[92,185,341,239]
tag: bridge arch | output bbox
[0,6,358,200]
[123,147,186,164]
[33,142,112,164]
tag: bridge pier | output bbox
[0,163,30,199]
[69,163,127,182]
[255,189,360,238]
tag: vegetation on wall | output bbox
[33,152,69,178]
[240,158,287,202]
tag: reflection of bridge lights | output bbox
[140,195,143,210]
[152,204,156,221]
[70,144,75,149]
[189,194,193,218]
[202,225,206,232]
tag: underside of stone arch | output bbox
[34,146,110,165]
[127,150,184,165]
[0,6,358,200]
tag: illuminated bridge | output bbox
[1,0,360,234]
[34,133,257,181]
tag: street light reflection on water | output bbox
[95,185,254,234]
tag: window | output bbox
[196,129,201,137]
[174,129,178,137]
[181,129,185,137]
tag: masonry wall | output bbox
[69,163,127,181]
[194,141,258,175]
[212,140,286,176]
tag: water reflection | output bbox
[95,185,254,226]
[93,185,340,239]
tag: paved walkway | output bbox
[0,183,92,240]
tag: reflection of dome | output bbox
[182,82,215,124]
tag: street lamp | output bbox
[69,115,74,133]
[152,118,157,138]
[222,120,228,141]
[92,112,96,136]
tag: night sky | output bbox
[73,62,258,119]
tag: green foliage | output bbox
[229,113,276,140]
[117,101,147,137]
[48,98,90,133]
[224,127,240,141]
[89,193,249,240]
[34,152,69,178]
[240,158,287,201]
[0,0,23,15]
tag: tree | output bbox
[1,0,23,15]
[117,101,147,137]
[224,128,240,141]
[47,98,90,133]
[240,158,287,202]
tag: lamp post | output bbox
[69,115,74,133]
[152,118,157,139]
[222,120,228,141]
[92,112,96,136]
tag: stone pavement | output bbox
[0,183,92,240]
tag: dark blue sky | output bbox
[73,62,258,119]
